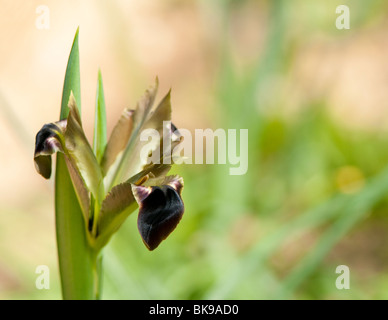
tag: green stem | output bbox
[92,199,101,238]
[55,27,103,300]
[55,154,98,299]
[93,253,104,300]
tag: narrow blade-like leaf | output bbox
[55,27,95,300]
[93,70,107,163]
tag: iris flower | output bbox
[34,79,184,251]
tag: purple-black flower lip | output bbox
[34,120,67,179]
[132,176,184,250]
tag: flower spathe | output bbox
[34,79,185,251]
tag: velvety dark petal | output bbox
[34,121,66,179]
[133,176,184,250]
[34,155,52,179]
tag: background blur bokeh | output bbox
[1,0,388,299]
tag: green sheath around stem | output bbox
[55,28,101,300]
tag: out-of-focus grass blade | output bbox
[206,165,388,299]
[93,69,107,163]
[276,166,388,298]
[55,27,95,300]
[205,195,344,299]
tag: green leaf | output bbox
[93,70,107,164]
[66,94,104,204]
[60,28,81,119]
[55,27,96,300]
[55,155,95,299]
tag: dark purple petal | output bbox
[132,177,184,250]
[34,121,66,179]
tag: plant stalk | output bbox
[55,27,103,300]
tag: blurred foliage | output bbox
[3,0,388,299]
[100,0,388,300]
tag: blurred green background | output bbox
[1,0,388,299]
